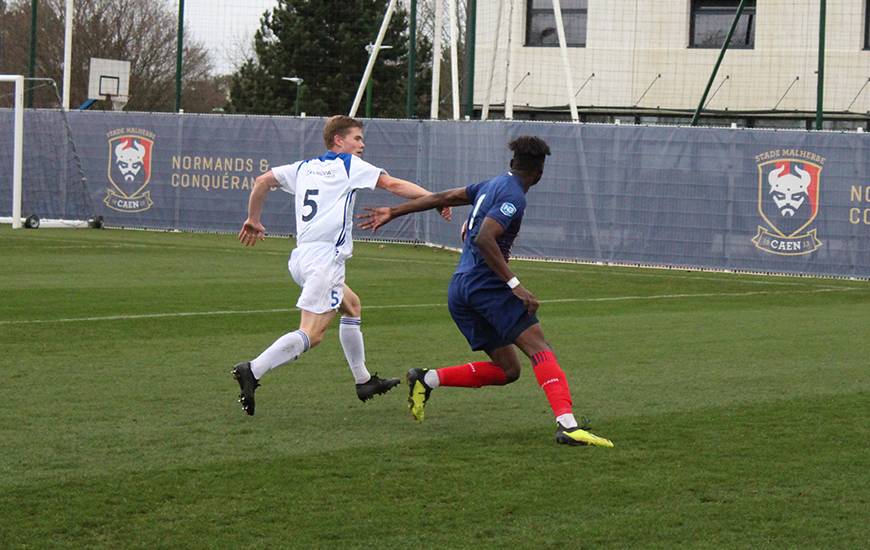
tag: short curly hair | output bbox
[508,136,551,171]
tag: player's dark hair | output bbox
[324,115,364,149]
[509,136,551,172]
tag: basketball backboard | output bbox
[88,58,130,108]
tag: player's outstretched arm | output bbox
[357,187,470,231]
[239,171,279,247]
[376,174,453,222]
[376,174,433,199]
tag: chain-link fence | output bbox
[0,1,868,126]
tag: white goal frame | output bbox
[1,75,95,229]
[0,75,24,229]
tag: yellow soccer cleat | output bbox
[406,368,433,422]
[555,423,614,448]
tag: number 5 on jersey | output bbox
[302,189,319,222]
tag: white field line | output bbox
[0,287,856,326]
[356,255,822,287]
[15,238,851,289]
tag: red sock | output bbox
[532,350,573,417]
[436,362,507,388]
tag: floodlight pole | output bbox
[462,0,477,119]
[481,0,504,120]
[552,0,579,122]
[405,0,417,118]
[296,84,303,116]
[430,0,443,119]
[815,0,827,130]
[691,0,747,126]
[62,0,73,110]
[503,0,516,119]
[366,78,374,117]
[363,44,392,118]
[175,0,185,112]
[27,0,38,108]
[282,77,304,116]
[448,0,460,120]
[350,0,397,117]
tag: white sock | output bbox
[250,329,310,379]
[424,369,440,388]
[339,317,370,384]
[557,413,578,429]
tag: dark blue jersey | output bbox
[455,172,527,276]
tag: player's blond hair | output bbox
[323,115,364,149]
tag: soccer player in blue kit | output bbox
[359,136,613,447]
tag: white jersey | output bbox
[272,152,383,257]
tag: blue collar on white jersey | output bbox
[318,151,353,177]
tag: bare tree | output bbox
[0,0,219,111]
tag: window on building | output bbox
[526,0,587,47]
[865,0,870,49]
[690,0,756,49]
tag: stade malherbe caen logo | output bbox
[105,128,156,213]
[752,150,824,255]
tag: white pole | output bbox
[349,0,397,117]
[503,0,516,120]
[62,0,73,110]
[0,75,25,229]
[482,0,504,120]
[551,0,579,122]
[430,0,443,119]
[448,0,460,120]
[13,76,23,229]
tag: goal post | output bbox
[0,75,24,229]
[1,76,99,230]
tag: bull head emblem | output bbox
[768,164,811,217]
[115,139,147,182]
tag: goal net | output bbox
[0,77,98,229]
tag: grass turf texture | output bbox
[1,226,868,548]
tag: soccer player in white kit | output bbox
[232,115,450,416]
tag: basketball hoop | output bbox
[106,94,128,111]
[88,58,130,112]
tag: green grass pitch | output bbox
[1,226,868,548]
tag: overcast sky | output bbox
[182,0,423,75]
[182,0,279,75]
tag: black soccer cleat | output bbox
[355,373,401,402]
[555,422,614,448]
[406,368,433,422]
[231,361,260,416]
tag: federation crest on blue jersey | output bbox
[105,129,155,213]
[752,154,823,255]
[500,202,517,217]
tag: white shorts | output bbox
[288,243,346,314]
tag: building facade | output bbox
[473,0,870,128]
